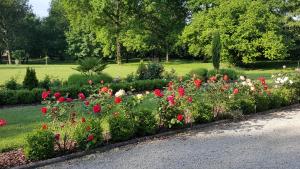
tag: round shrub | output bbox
[254,94,271,112]
[133,109,157,136]
[109,112,135,142]
[192,102,214,123]
[24,130,55,161]
[240,97,256,114]
[207,68,238,80]
[273,87,298,106]
[136,62,164,80]
[189,68,208,80]
[73,119,103,150]
[5,78,20,90]
[67,73,113,86]
[269,91,283,109]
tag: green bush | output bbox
[207,69,238,80]
[24,130,55,161]
[192,101,214,123]
[133,109,157,136]
[189,68,208,80]
[269,91,283,109]
[136,62,164,80]
[0,88,43,105]
[239,97,256,114]
[73,119,103,150]
[109,112,136,142]
[254,94,271,112]
[73,57,107,76]
[68,73,113,86]
[274,87,298,106]
[5,77,20,90]
[23,67,39,90]
[39,75,51,89]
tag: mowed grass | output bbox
[0,105,48,152]
[0,60,297,85]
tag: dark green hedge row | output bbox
[0,79,167,106]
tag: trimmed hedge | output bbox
[0,79,168,106]
[67,73,113,86]
[207,68,238,80]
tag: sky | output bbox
[28,0,51,18]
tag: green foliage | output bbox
[11,50,26,61]
[189,68,208,80]
[74,57,107,76]
[254,94,271,112]
[211,31,221,70]
[24,130,55,161]
[192,101,214,123]
[181,0,291,65]
[39,75,51,89]
[109,79,168,92]
[207,69,238,80]
[0,89,43,105]
[73,119,103,150]
[109,112,135,142]
[239,97,256,114]
[136,62,164,80]
[133,109,157,136]
[4,77,19,90]
[23,67,39,90]
[273,87,298,106]
[68,74,113,86]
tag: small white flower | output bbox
[271,75,274,78]
[289,80,293,84]
[250,86,255,91]
[246,78,251,83]
[275,80,280,84]
[136,94,143,100]
[241,81,247,86]
[145,91,150,95]
[240,76,246,81]
[283,65,286,69]
[115,89,126,97]
[283,77,289,82]
[274,85,278,88]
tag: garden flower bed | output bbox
[0,70,299,169]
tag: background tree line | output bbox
[0,0,299,65]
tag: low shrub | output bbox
[191,101,214,123]
[239,97,256,114]
[133,109,157,136]
[273,87,298,106]
[269,91,283,109]
[207,68,238,80]
[0,88,43,105]
[23,67,39,90]
[136,62,164,80]
[39,75,51,89]
[254,93,271,112]
[189,68,208,80]
[68,73,113,86]
[73,119,103,150]
[109,112,136,142]
[4,78,20,90]
[24,129,55,161]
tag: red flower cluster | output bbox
[42,124,48,130]
[167,95,175,106]
[114,97,122,104]
[187,96,193,103]
[223,74,229,82]
[78,93,86,100]
[87,134,94,142]
[177,114,184,121]
[194,79,202,88]
[209,76,217,82]
[258,77,266,85]
[168,81,173,91]
[41,107,47,115]
[233,88,239,95]
[100,87,109,93]
[0,119,7,127]
[54,92,61,99]
[154,89,164,97]
[178,87,185,97]
[42,91,50,100]
[58,97,65,103]
[93,104,101,113]
[81,117,86,123]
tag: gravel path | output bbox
[41,105,300,169]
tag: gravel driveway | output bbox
[41,105,300,169]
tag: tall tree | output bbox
[0,0,30,64]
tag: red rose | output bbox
[100,87,109,93]
[177,114,184,121]
[78,92,86,100]
[167,95,175,106]
[223,74,229,82]
[87,134,94,142]
[114,97,122,104]
[209,76,217,82]
[88,79,93,85]
[84,101,90,106]
[187,96,193,103]
[86,126,91,131]
[55,134,60,141]
[54,92,61,99]
[178,87,185,97]
[154,89,164,97]
[194,79,202,88]
[41,107,47,115]
[81,117,86,123]
[263,84,268,91]
[58,97,65,103]
[258,77,266,85]
[42,91,50,100]
[42,124,48,130]
[0,119,7,127]
[233,88,239,95]
[168,81,173,91]
[93,104,101,113]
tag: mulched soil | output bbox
[0,149,28,169]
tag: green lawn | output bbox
[0,60,295,84]
[0,105,47,152]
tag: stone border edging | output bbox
[12,104,300,169]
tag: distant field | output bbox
[0,61,296,84]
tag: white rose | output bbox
[136,94,143,100]
[115,89,126,97]
[250,86,255,91]
[289,80,293,84]
[241,81,247,86]
[283,77,288,82]
[246,78,251,83]
[240,76,245,81]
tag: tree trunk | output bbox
[166,51,169,63]
[115,0,122,65]
[7,50,11,64]
[116,38,121,65]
